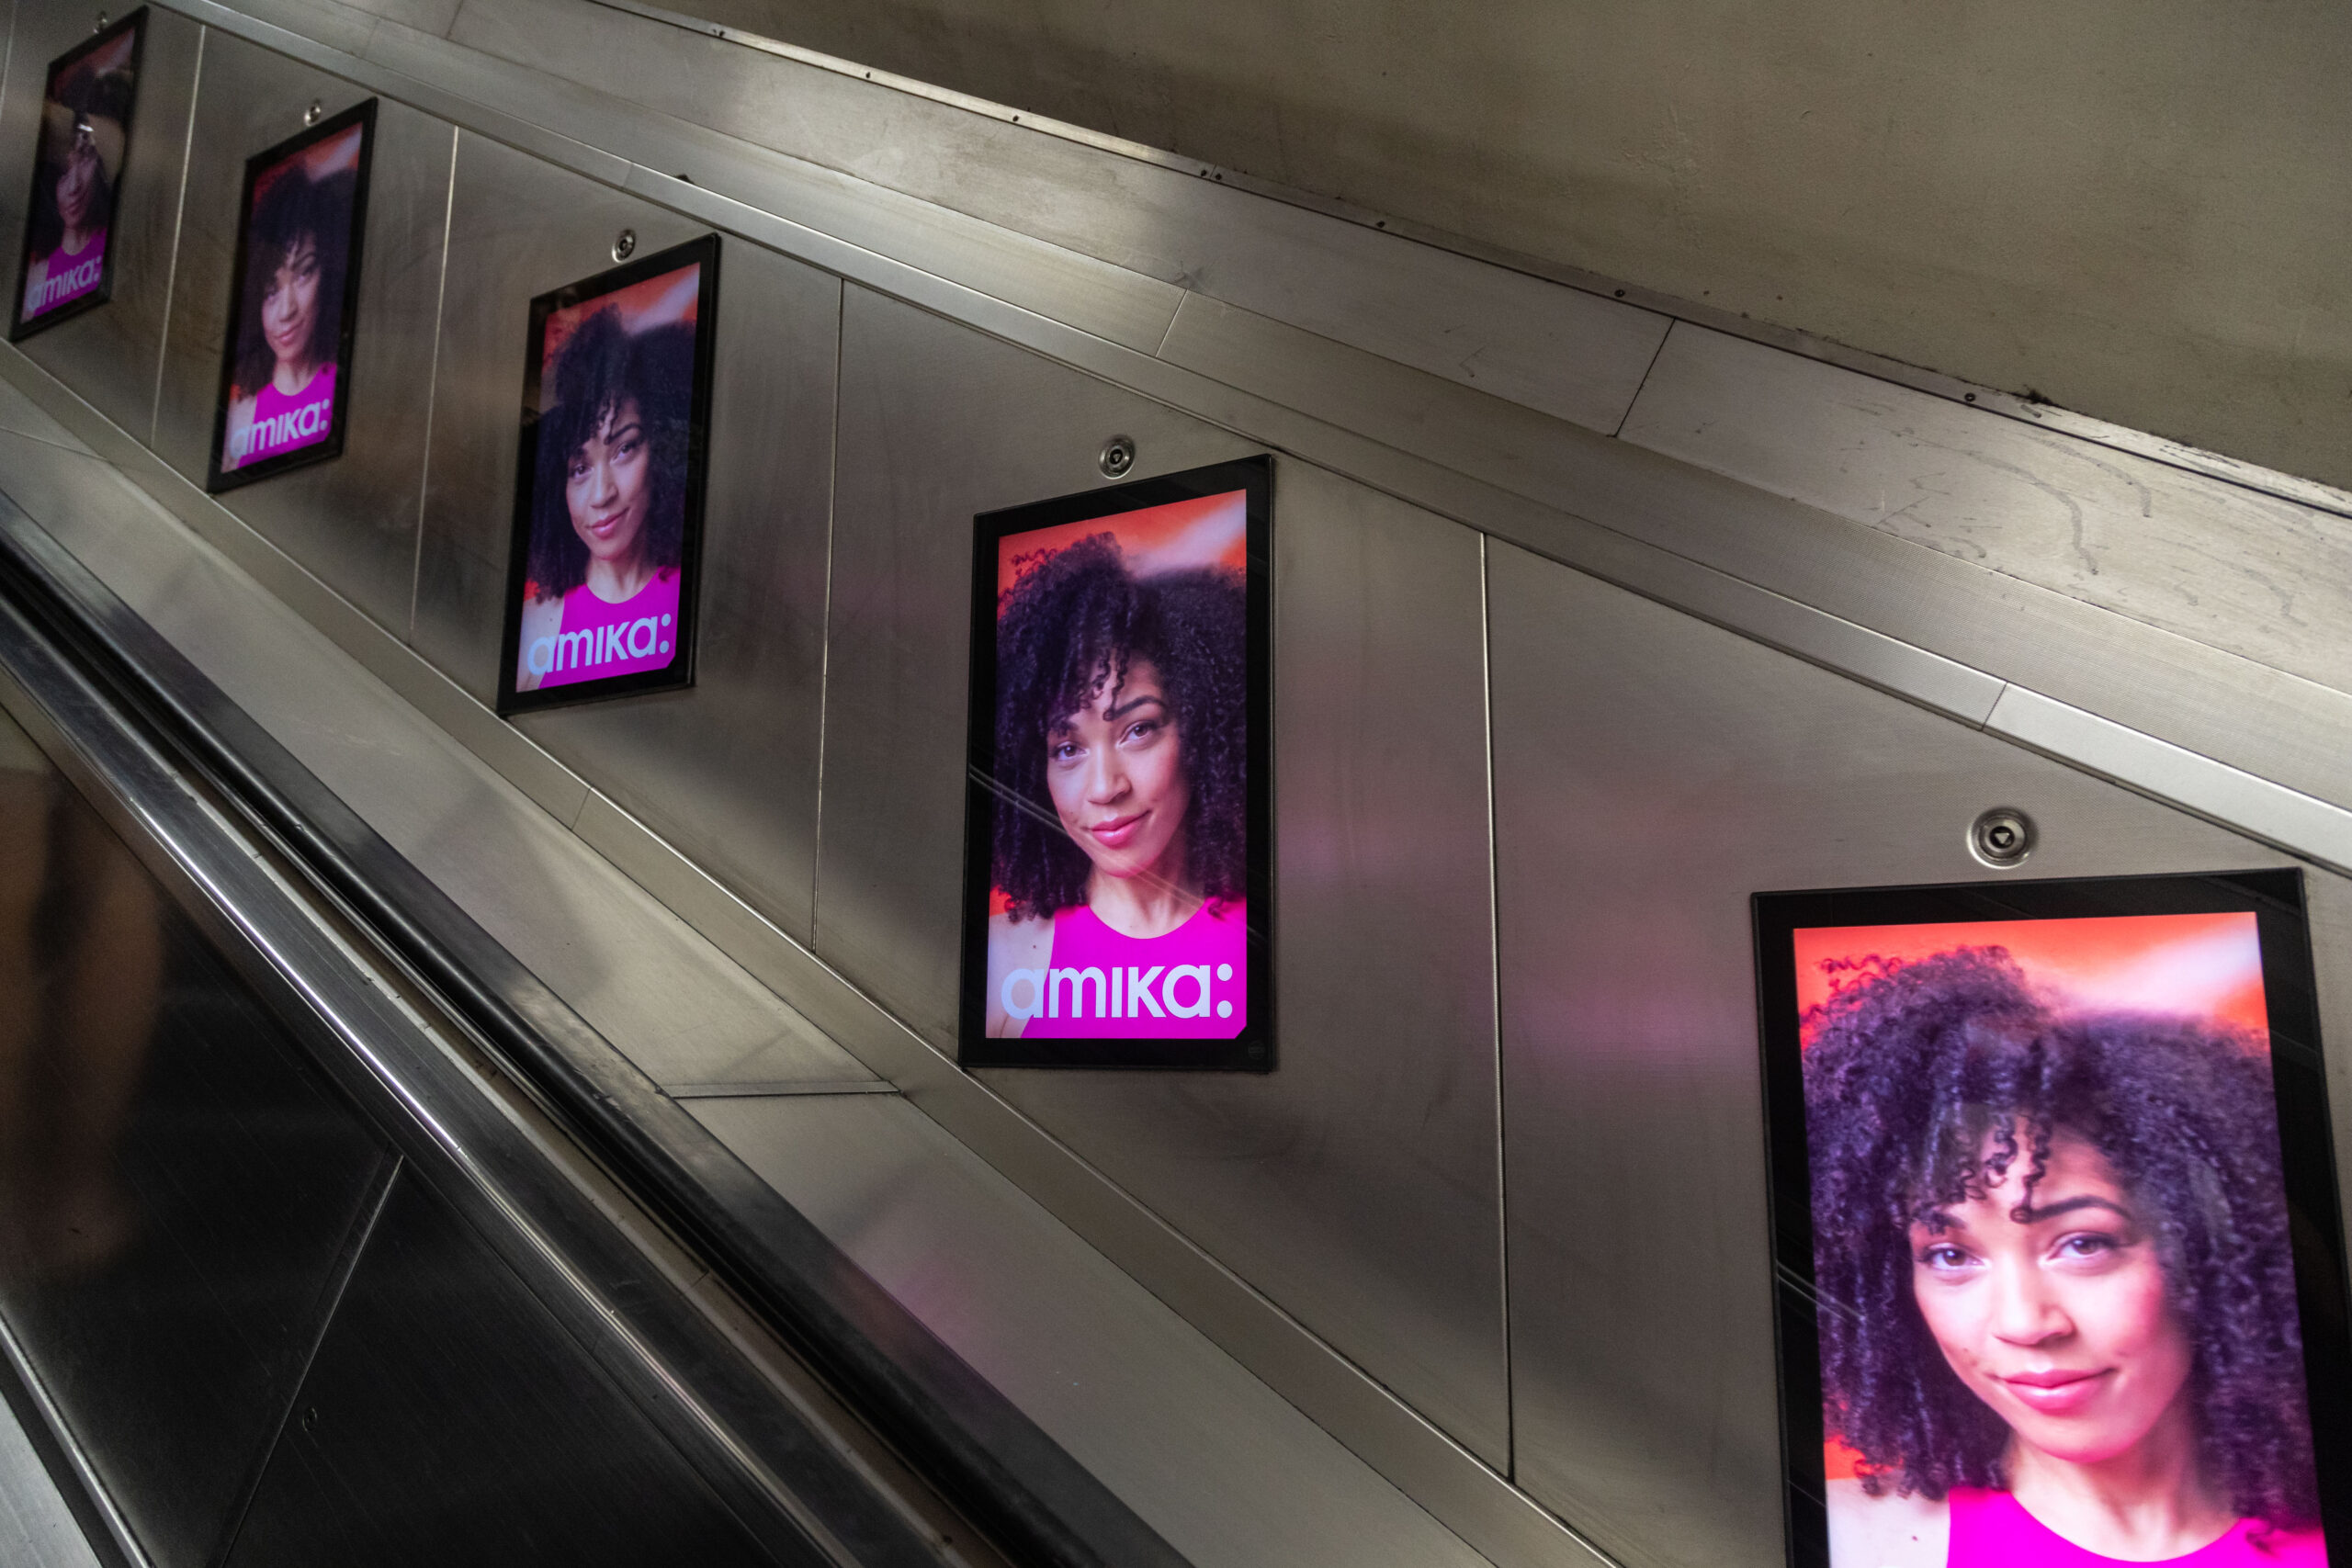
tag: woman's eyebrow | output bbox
[1103,693,1167,718]
[2018,1195,2132,1224]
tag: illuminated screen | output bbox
[1755,874,2348,1566]
[207,101,376,492]
[496,235,718,715]
[12,10,144,341]
[958,456,1272,1069]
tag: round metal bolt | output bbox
[1968,807,2036,869]
[612,228,637,262]
[303,100,324,127]
[1098,434,1136,479]
[94,12,109,31]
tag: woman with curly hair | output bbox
[514,303,694,694]
[19,49,133,326]
[983,533,1248,1039]
[1806,946,2326,1565]
[220,133,358,472]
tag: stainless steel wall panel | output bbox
[1486,537,2309,1568]
[412,130,703,703]
[693,1090,1495,1568]
[0,429,867,1091]
[0,367,87,450]
[443,0,1670,433]
[819,282,1254,1043]
[1621,323,2352,698]
[150,31,454,635]
[0,4,199,440]
[984,467,1510,1466]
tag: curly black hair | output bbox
[27,65,133,260]
[1804,946,2314,1527]
[232,163,356,396]
[990,533,1247,919]
[526,306,694,602]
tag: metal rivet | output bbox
[612,229,637,262]
[1098,434,1136,479]
[303,100,323,127]
[299,1405,320,1433]
[1968,807,2036,869]
[94,12,108,31]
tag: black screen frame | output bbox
[9,9,148,342]
[957,454,1274,1071]
[493,233,720,716]
[1752,868,2352,1566]
[203,97,377,494]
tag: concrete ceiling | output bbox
[691,0,2352,491]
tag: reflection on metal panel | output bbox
[447,0,1669,433]
[693,1090,1493,1568]
[1621,323,2352,698]
[819,284,1252,1043]
[0,729,391,1568]
[0,371,87,453]
[513,240,840,944]
[1484,537,2306,1568]
[223,1168,794,1568]
[983,465,1510,1465]
[414,131,704,703]
[0,6,199,440]
[0,428,865,1090]
[149,35,454,634]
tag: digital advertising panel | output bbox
[206,100,376,492]
[496,234,718,715]
[1755,871,2349,1568]
[11,10,146,340]
[959,455,1272,1070]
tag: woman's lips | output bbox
[1999,1368,2111,1415]
[1088,811,1146,849]
[585,512,626,538]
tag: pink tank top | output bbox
[22,227,106,320]
[527,569,681,690]
[226,363,336,468]
[1946,1487,2328,1566]
[1017,898,1248,1039]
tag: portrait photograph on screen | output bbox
[959,455,1272,1070]
[1754,871,2351,1568]
[11,9,145,340]
[206,99,375,492]
[496,234,718,715]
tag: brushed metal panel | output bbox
[0,3,199,439]
[413,130,704,703]
[224,1169,789,1568]
[0,774,391,1568]
[0,1373,103,1568]
[692,1091,1494,1568]
[0,428,863,1089]
[363,13,1182,355]
[512,240,839,944]
[0,367,85,450]
[1620,323,2352,696]
[983,467,1509,1467]
[445,0,1668,432]
[148,33,453,635]
[818,283,1254,1043]
[1486,537,2307,1568]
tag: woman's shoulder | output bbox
[1826,1477,1946,1568]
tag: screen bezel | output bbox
[493,233,720,716]
[9,9,149,342]
[1752,868,2352,1566]
[957,453,1275,1071]
[203,97,377,494]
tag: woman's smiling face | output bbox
[261,231,322,370]
[565,397,651,566]
[1045,655,1190,885]
[1909,1126,2195,1468]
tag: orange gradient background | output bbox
[1794,910,2268,1480]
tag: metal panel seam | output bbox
[407,123,459,645]
[148,25,205,446]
